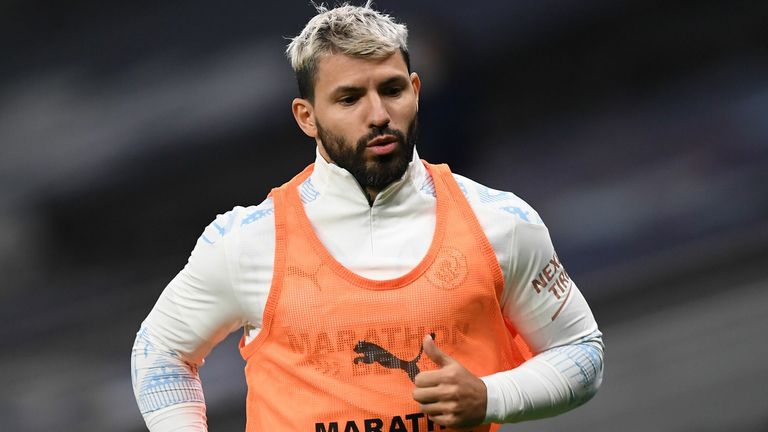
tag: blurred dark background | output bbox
[1,1,767,431]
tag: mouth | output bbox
[366,135,399,155]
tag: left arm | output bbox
[482,222,604,423]
[413,219,604,428]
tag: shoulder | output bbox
[443,172,555,268]
[197,197,275,247]
[445,173,559,287]
[196,172,322,248]
[449,173,545,228]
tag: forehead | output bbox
[314,52,410,94]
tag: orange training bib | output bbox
[239,162,531,432]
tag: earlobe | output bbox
[291,98,317,138]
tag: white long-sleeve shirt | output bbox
[131,148,604,430]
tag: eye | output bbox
[383,86,403,97]
[338,95,358,106]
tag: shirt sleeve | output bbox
[131,210,247,431]
[481,219,605,423]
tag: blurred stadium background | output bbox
[1,0,767,431]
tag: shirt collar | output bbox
[310,146,426,207]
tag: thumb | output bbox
[423,334,453,367]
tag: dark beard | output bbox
[316,115,418,191]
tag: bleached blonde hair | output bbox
[286,1,410,100]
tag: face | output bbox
[292,52,421,190]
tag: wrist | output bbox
[479,375,503,423]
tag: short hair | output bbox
[286,1,411,101]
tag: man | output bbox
[132,3,604,431]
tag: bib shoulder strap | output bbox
[240,164,313,360]
[423,160,506,299]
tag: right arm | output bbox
[131,210,249,431]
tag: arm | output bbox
[481,221,604,423]
[131,210,248,431]
[131,326,209,431]
[412,204,603,428]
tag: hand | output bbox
[411,334,488,430]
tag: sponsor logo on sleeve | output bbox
[530,253,573,321]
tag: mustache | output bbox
[355,126,407,150]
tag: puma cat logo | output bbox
[353,333,436,382]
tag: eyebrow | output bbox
[330,85,365,98]
[377,76,409,89]
[329,75,410,98]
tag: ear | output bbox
[292,97,316,138]
[410,72,421,112]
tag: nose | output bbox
[367,93,391,129]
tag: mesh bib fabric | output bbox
[239,162,531,432]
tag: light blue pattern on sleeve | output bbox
[137,357,205,414]
[241,198,274,227]
[501,206,530,222]
[196,199,275,244]
[198,209,238,245]
[546,344,602,387]
[476,184,513,203]
[500,206,544,224]
[212,211,236,237]
[132,327,205,415]
[538,330,604,404]
[457,181,469,198]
